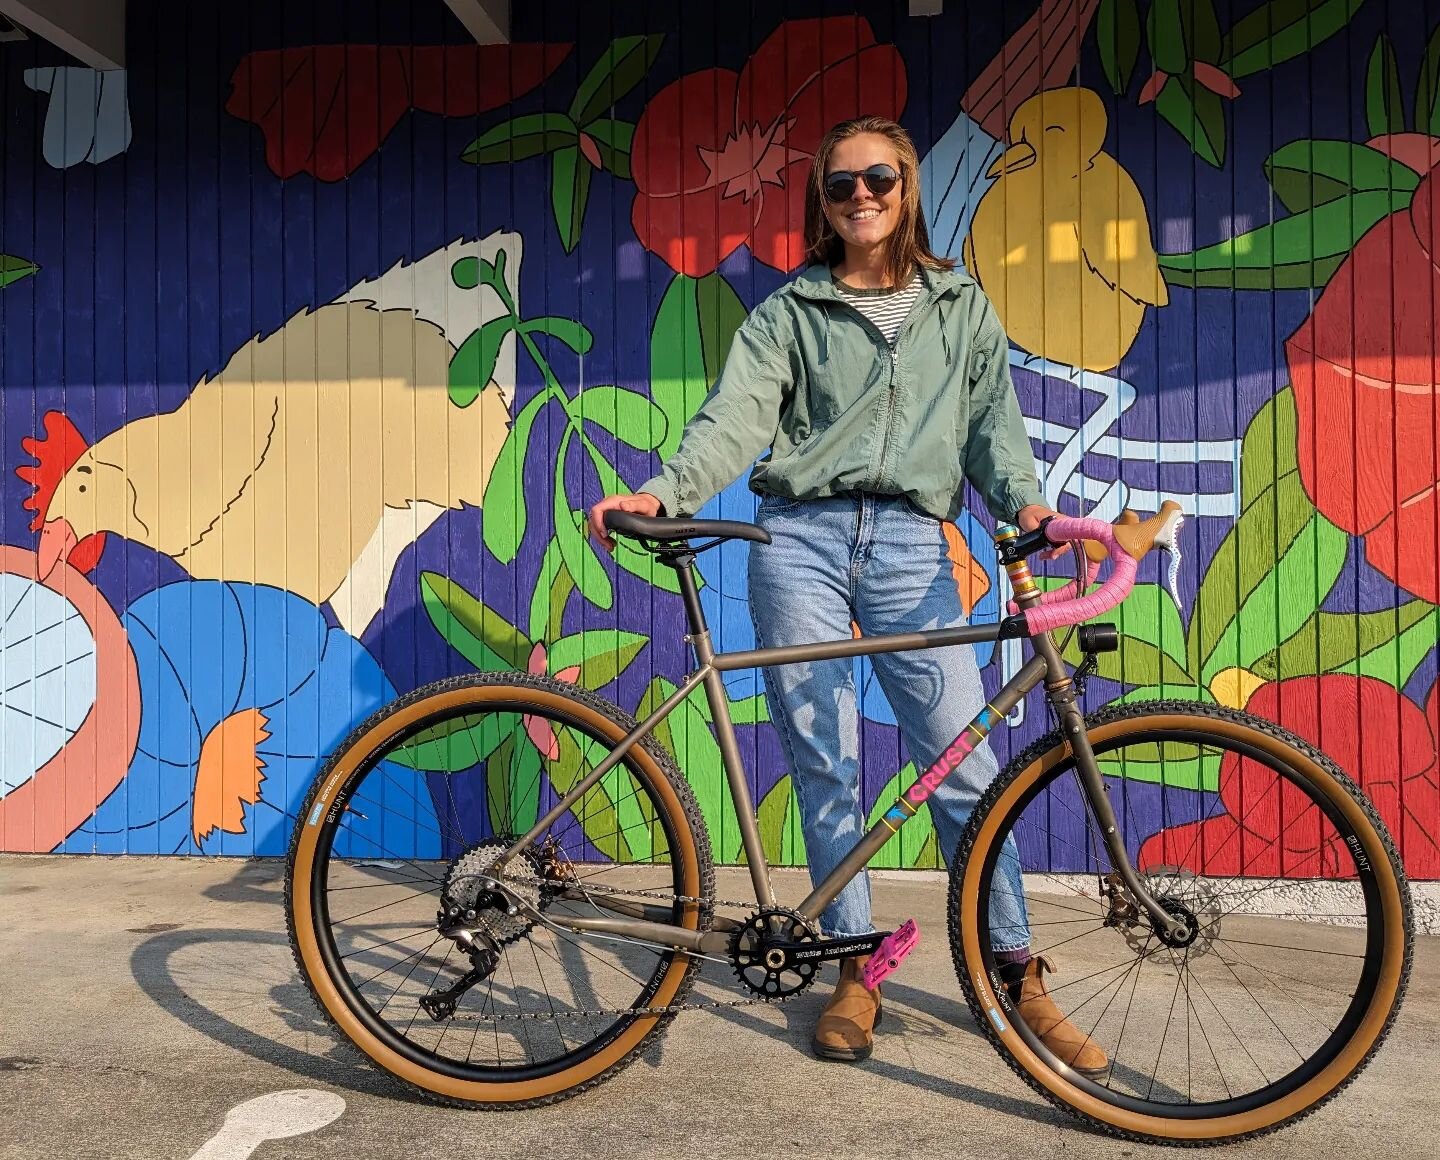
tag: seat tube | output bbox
[672,555,776,907]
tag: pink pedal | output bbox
[863,919,920,989]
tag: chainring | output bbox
[728,907,822,1000]
[440,837,546,947]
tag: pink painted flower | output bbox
[522,642,581,760]
[629,17,905,277]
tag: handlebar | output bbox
[1003,501,1185,638]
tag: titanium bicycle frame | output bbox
[498,529,1189,955]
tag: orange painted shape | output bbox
[191,708,271,845]
[944,522,991,615]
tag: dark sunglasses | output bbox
[822,163,900,203]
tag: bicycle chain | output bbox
[438,881,801,1023]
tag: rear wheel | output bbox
[286,672,713,1108]
[948,701,1411,1146]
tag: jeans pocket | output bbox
[900,498,942,527]
[757,491,805,515]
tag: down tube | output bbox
[795,655,1048,926]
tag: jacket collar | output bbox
[787,260,974,303]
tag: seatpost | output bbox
[668,551,710,646]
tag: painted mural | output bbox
[0,0,1436,881]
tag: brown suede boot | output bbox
[812,956,883,1062]
[1015,955,1108,1076]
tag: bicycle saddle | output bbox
[603,509,772,546]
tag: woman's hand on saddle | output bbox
[588,492,663,553]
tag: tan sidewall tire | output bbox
[956,710,1409,1144]
[289,680,707,1105]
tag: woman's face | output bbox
[821,133,904,253]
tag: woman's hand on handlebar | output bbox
[587,492,663,552]
[1016,503,1065,560]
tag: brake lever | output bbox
[1152,508,1186,611]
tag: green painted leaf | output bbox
[1098,0,1143,94]
[461,112,577,165]
[389,711,519,772]
[1199,510,1348,682]
[1153,72,1226,167]
[651,271,748,461]
[611,535,685,594]
[1264,140,1418,214]
[1159,189,1414,289]
[419,571,531,671]
[1061,629,1194,688]
[864,764,936,870]
[1222,0,1365,79]
[569,34,665,126]
[1186,0,1224,64]
[569,731,657,862]
[479,732,545,840]
[665,690,738,862]
[552,730,633,862]
[1095,745,1223,791]
[449,317,515,408]
[1187,394,1350,682]
[1148,0,1189,74]
[755,776,807,867]
[548,629,648,690]
[1148,0,1222,67]
[1354,609,1440,688]
[1116,683,1215,705]
[637,676,678,756]
[1418,23,1440,136]
[553,488,613,612]
[582,119,635,179]
[502,735,544,837]
[1238,386,1298,508]
[0,255,39,288]
[521,316,593,355]
[529,540,574,645]
[481,388,550,564]
[1115,582,1190,671]
[725,691,770,725]
[578,385,669,450]
[1253,601,1437,684]
[551,145,593,255]
[1366,35,1407,137]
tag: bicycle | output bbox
[284,501,1412,1146]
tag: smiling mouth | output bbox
[848,208,881,221]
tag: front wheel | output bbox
[947,700,1412,1146]
[286,672,714,1109]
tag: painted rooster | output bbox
[31,297,510,634]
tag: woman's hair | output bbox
[802,115,956,286]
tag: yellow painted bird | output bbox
[963,86,1167,372]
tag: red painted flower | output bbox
[630,17,905,277]
[226,43,571,181]
[1139,675,1438,878]
[1286,152,1440,602]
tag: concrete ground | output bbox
[1,855,1435,1160]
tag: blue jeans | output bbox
[747,492,1030,951]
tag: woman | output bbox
[588,115,1104,1073]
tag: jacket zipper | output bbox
[876,344,899,490]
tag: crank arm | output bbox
[773,930,887,966]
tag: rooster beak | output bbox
[38,518,79,581]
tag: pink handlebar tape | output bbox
[1017,517,1137,635]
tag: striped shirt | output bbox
[833,271,923,346]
